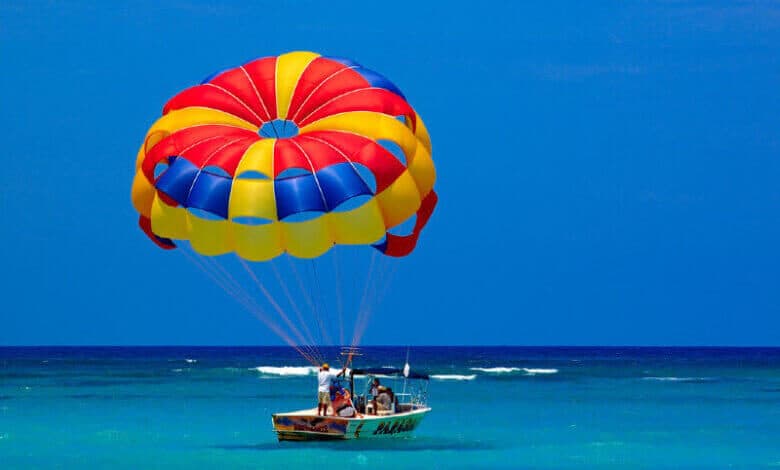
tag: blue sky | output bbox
[1,1,779,346]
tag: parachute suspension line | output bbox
[365,252,386,336]
[268,260,320,361]
[287,257,317,323]
[345,255,371,363]
[332,249,345,347]
[207,255,319,366]
[304,260,329,348]
[375,257,400,307]
[287,256,330,364]
[351,250,379,348]
[179,249,250,311]
[204,255,318,366]
[351,251,377,347]
[350,251,364,342]
[178,250,318,366]
[270,260,317,345]
[236,258,311,350]
[280,257,324,364]
[285,258,327,362]
[369,254,386,313]
[353,253,397,348]
[310,259,333,346]
[287,258,323,343]
[358,256,378,346]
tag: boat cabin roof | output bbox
[350,367,429,380]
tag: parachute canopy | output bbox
[132,51,437,260]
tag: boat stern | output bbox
[272,412,349,441]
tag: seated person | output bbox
[330,382,358,417]
[375,385,395,413]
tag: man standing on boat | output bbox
[317,363,345,416]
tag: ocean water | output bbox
[1,346,779,469]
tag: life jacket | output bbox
[332,388,355,416]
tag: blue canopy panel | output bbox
[315,163,373,209]
[274,162,372,220]
[155,158,374,222]
[154,156,232,219]
[274,173,327,219]
[154,156,199,204]
[186,171,232,219]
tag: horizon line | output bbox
[1,344,779,349]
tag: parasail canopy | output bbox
[132,51,437,260]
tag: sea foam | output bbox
[470,367,522,373]
[470,367,559,375]
[642,376,714,382]
[522,368,558,375]
[252,366,317,376]
[430,374,477,381]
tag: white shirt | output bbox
[318,370,337,392]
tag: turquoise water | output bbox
[1,347,779,469]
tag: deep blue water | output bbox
[1,346,779,469]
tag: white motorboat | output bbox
[272,367,431,441]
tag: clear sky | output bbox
[2,1,779,346]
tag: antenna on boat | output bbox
[340,346,362,368]
[402,347,411,397]
[340,346,362,357]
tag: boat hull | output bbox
[272,407,430,441]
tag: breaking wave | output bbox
[469,367,559,375]
[430,374,477,381]
[522,368,559,375]
[251,366,317,376]
[470,367,522,374]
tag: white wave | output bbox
[470,367,521,373]
[185,359,197,364]
[469,367,558,375]
[523,368,558,375]
[430,374,477,381]
[642,376,714,382]
[252,366,318,376]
